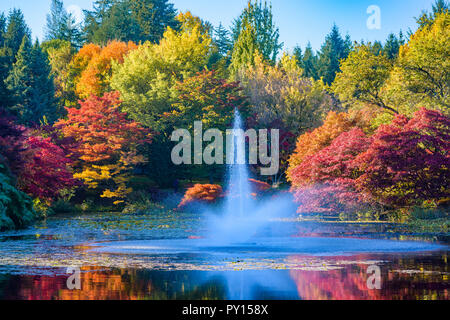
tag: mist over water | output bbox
[87,110,444,257]
[205,109,295,245]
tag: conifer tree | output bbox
[5,36,33,122]
[231,0,282,64]
[0,13,8,108]
[317,24,351,85]
[3,9,31,63]
[383,33,401,59]
[0,13,6,47]
[29,41,57,123]
[45,0,83,48]
[302,43,319,79]
[229,21,258,76]
[214,23,232,56]
[5,37,56,125]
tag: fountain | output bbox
[90,109,444,257]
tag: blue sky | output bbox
[0,0,437,52]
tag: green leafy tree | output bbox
[382,12,450,115]
[110,24,213,130]
[317,24,351,85]
[237,53,334,183]
[332,43,395,113]
[231,0,283,63]
[153,70,249,185]
[41,39,77,114]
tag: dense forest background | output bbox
[0,0,448,230]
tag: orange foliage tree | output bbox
[179,184,223,208]
[56,92,150,204]
[72,41,137,99]
[287,110,373,186]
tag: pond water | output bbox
[0,211,448,300]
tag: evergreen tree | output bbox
[0,13,6,47]
[5,36,33,122]
[5,37,56,125]
[3,9,31,63]
[302,43,319,79]
[45,0,83,48]
[129,0,179,43]
[83,0,120,43]
[383,33,401,59]
[293,45,302,64]
[214,23,232,56]
[371,40,383,55]
[229,21,258,76]
[0,13,8,108]
[84,0,178,44]
[317,24,351,85]
[89,1,143,44]
[231,0,283,63]
[29,41,57,123]
[416,0,449,28]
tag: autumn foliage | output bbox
[290,128,372,214]
[73,41,137,99]
[287,110,373,186]
[18,136,77,202]
[56,92,150,203]
[355,108,450,207]
[289,108,449,214]
[179,184,223,208]
[0,111,27,176]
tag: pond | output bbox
[0,211,448,300]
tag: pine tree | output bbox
[383,33,401,59]
[229,21,258,76]
[5,37,56,125]
[129,0,179,43]
[5,36,33,122]
[214,23,232,56]
[0,13,8,108]
[3,9,31,63]
[29,41,57,123]
[83,0,120,43]
[90,1,143,44]
[302,43,319,80]
[84,0,179,44]
[45,0,83,48]
[231,0,283,63]
[317,24,351,85]
[0,13,6,47]
[293,46,302,64]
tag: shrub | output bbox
[0,168,36,230]
[179,184,223,209]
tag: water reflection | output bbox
[0,252,447,300]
